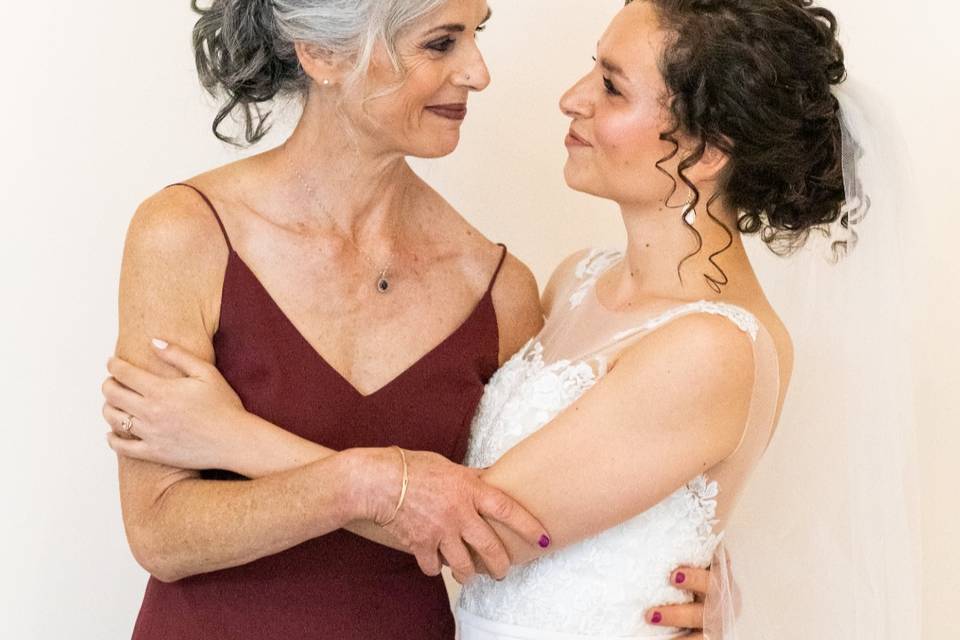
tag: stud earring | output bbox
[322,79,331,86]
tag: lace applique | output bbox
[611,300,761,344]
[685,474,724,547]
[568,248,623,309]
[465,339,598,470]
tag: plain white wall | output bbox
[0,1,955,637]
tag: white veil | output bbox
[704,81,923,639]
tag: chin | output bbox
[563,162,595,195]
[410,134,461,159]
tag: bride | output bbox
[104,0,915,638]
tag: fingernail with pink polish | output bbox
[651,611,662,624]
[674,571,686,584]
[538,534,551,548]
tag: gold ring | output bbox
[120,415,135,436]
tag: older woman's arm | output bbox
[111,189,546,583]
[113,189,382,582]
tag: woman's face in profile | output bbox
[559,1,683,207]
[347,0,493,159]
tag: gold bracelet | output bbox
[378,446,409,527]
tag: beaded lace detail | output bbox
[458,249,761,637]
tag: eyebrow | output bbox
[423,7,492,36]
[595,41,629,80]
[599,56,631,83]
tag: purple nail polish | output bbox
[538,534,551,548]
[651,611,662,624]
[675,571,686,584]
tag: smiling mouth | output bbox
[425,104,468,121]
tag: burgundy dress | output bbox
[131,183,506,639]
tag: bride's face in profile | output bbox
[338,0,492,159]
[560,1,691,208]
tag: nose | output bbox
[455,40,491,92]
[559,72,593,119]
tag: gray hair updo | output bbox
[191,0,448,145]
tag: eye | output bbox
[476,24,487,33]
[425,36,456,53]
[593,56,622,96]
[603,76,622,97]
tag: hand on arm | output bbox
[107,204,550,583]
[104,339,325,479]
[103,336,550,583]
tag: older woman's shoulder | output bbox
[126,184,230,260]
[120,183,232,313]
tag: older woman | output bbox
[105,1,709,638]
[108,0,549,638]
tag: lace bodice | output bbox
[457,250,780,638]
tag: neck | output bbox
[264,90,421,248]
[608,194,757,306]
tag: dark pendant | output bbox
[377,272,391,294]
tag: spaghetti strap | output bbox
[166,182,234,253]
[484,243,509,296]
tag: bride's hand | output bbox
[649,546,742,637]
[646,567,708,637]
[101,339,249,472]
[645,565,735,639]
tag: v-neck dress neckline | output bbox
[131,182,508,640]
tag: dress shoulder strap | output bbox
[483,243,509,296]
[166,182,234,253]
[610,300,761,345]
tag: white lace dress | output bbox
[456,250,780,640]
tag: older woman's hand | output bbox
[348,447,551,585]
[103,340,550,584]
[102,339,250,472]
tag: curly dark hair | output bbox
[628,0,852,289]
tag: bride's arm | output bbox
[477,312,756,566]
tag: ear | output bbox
[690,141,730,183]
[294,41,351,87]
